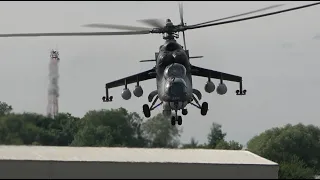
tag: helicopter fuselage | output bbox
[155,39,193,113]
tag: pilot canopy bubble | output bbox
[164,63,186,79]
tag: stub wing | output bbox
[191,65,246,95]
[105,67,156,89]
[191,65,242,82]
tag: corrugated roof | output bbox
[0,145,277,165]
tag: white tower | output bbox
[47,50,60,118]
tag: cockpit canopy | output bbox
[164,63,187,79]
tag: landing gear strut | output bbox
[190,95,208,116]
[171,110,182,126]
[143,95,163,118]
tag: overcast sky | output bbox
[0,1,319,146]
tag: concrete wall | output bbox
[0,160,278,179]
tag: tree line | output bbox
[0,101,319,179]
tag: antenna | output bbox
[47,49,60,118]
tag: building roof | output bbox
[0,145,277,165]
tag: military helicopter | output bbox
[0,2,319,125]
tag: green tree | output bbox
[0,112,44,145]
[215,140,229,149]
[0,101,13,116]
[39,113,80,146]
[215,140,243,150]
[72,123,114,147]
[207,122,226,149]
[279,155,315,179]
[182,137,199,148]
[183,122,244,150]
[247,123,320,178]
[141,113,182,148]
[0,110,80,146]
[228,140,243,150]
[72,108,146,147]
[126,112,148,147]
[0,113,24,144]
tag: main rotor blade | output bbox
[137,19,166,28]
[140,59,156,62]
[179,2,187,50]
[190,56,203,59]
[82,23,152,31]
[185,2,320,31]
[191,4,285,27]
[179,2,184,25]
[0,31,151,37]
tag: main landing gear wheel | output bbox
[143,104,151,118]
[171,116,176,126]
[201,102,208,116]
[182,109,188,115]
[177,116,182,125]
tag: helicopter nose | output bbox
[165,78,187,99]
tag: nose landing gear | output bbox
[171,110,182,126]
